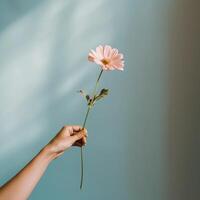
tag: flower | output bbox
[88,45,124,71]
[79,45,125,189]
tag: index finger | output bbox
[72,125,82,132]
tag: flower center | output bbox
[101,58,110,65]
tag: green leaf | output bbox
[86,95,90,102]
[94,88,109,102]
[78,90,86,97]
[78,90,91,104]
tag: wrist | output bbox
[40,144,57,162]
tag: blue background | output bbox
[0,0,199,199]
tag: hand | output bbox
[45,125,87,159]
[0,125,87,200]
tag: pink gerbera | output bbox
[88,45,124,71]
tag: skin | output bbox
[0,125,87,200]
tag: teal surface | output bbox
[0,0,199,199]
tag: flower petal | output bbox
[88,52,96,62]
[96,45,104,59]
[110,48,119,58]
[119,53,124,59]
[94,59,103,66]
[104,45,112,58]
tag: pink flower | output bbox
[88,45,124,71]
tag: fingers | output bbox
[72,125,82,132]
[70,128,87,144]
[61,126,73,135]
[61,125,88,147]
[73,141,83,147]
[61,125,83,136]
[73,135,87,147]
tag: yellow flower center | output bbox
[101,58,110,65]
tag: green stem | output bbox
[92,69,103,99]
[80,106,90,190]
[80,69,103,190]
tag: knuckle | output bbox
[63,125,69,130]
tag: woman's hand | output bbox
[45,125,88,159]
[0,125,88,200]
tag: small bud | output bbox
[78,90,91,104]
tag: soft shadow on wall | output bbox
[0,2,125,200]
[0,0,43,32]
[168,0,200,199]
[0,0,113,183]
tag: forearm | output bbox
[0,146,54,200]
[0,126,87,200]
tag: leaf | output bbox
[94,88,109,102]
[78,90,91,104]
[78,90,86,98]
[86,95,90,102]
